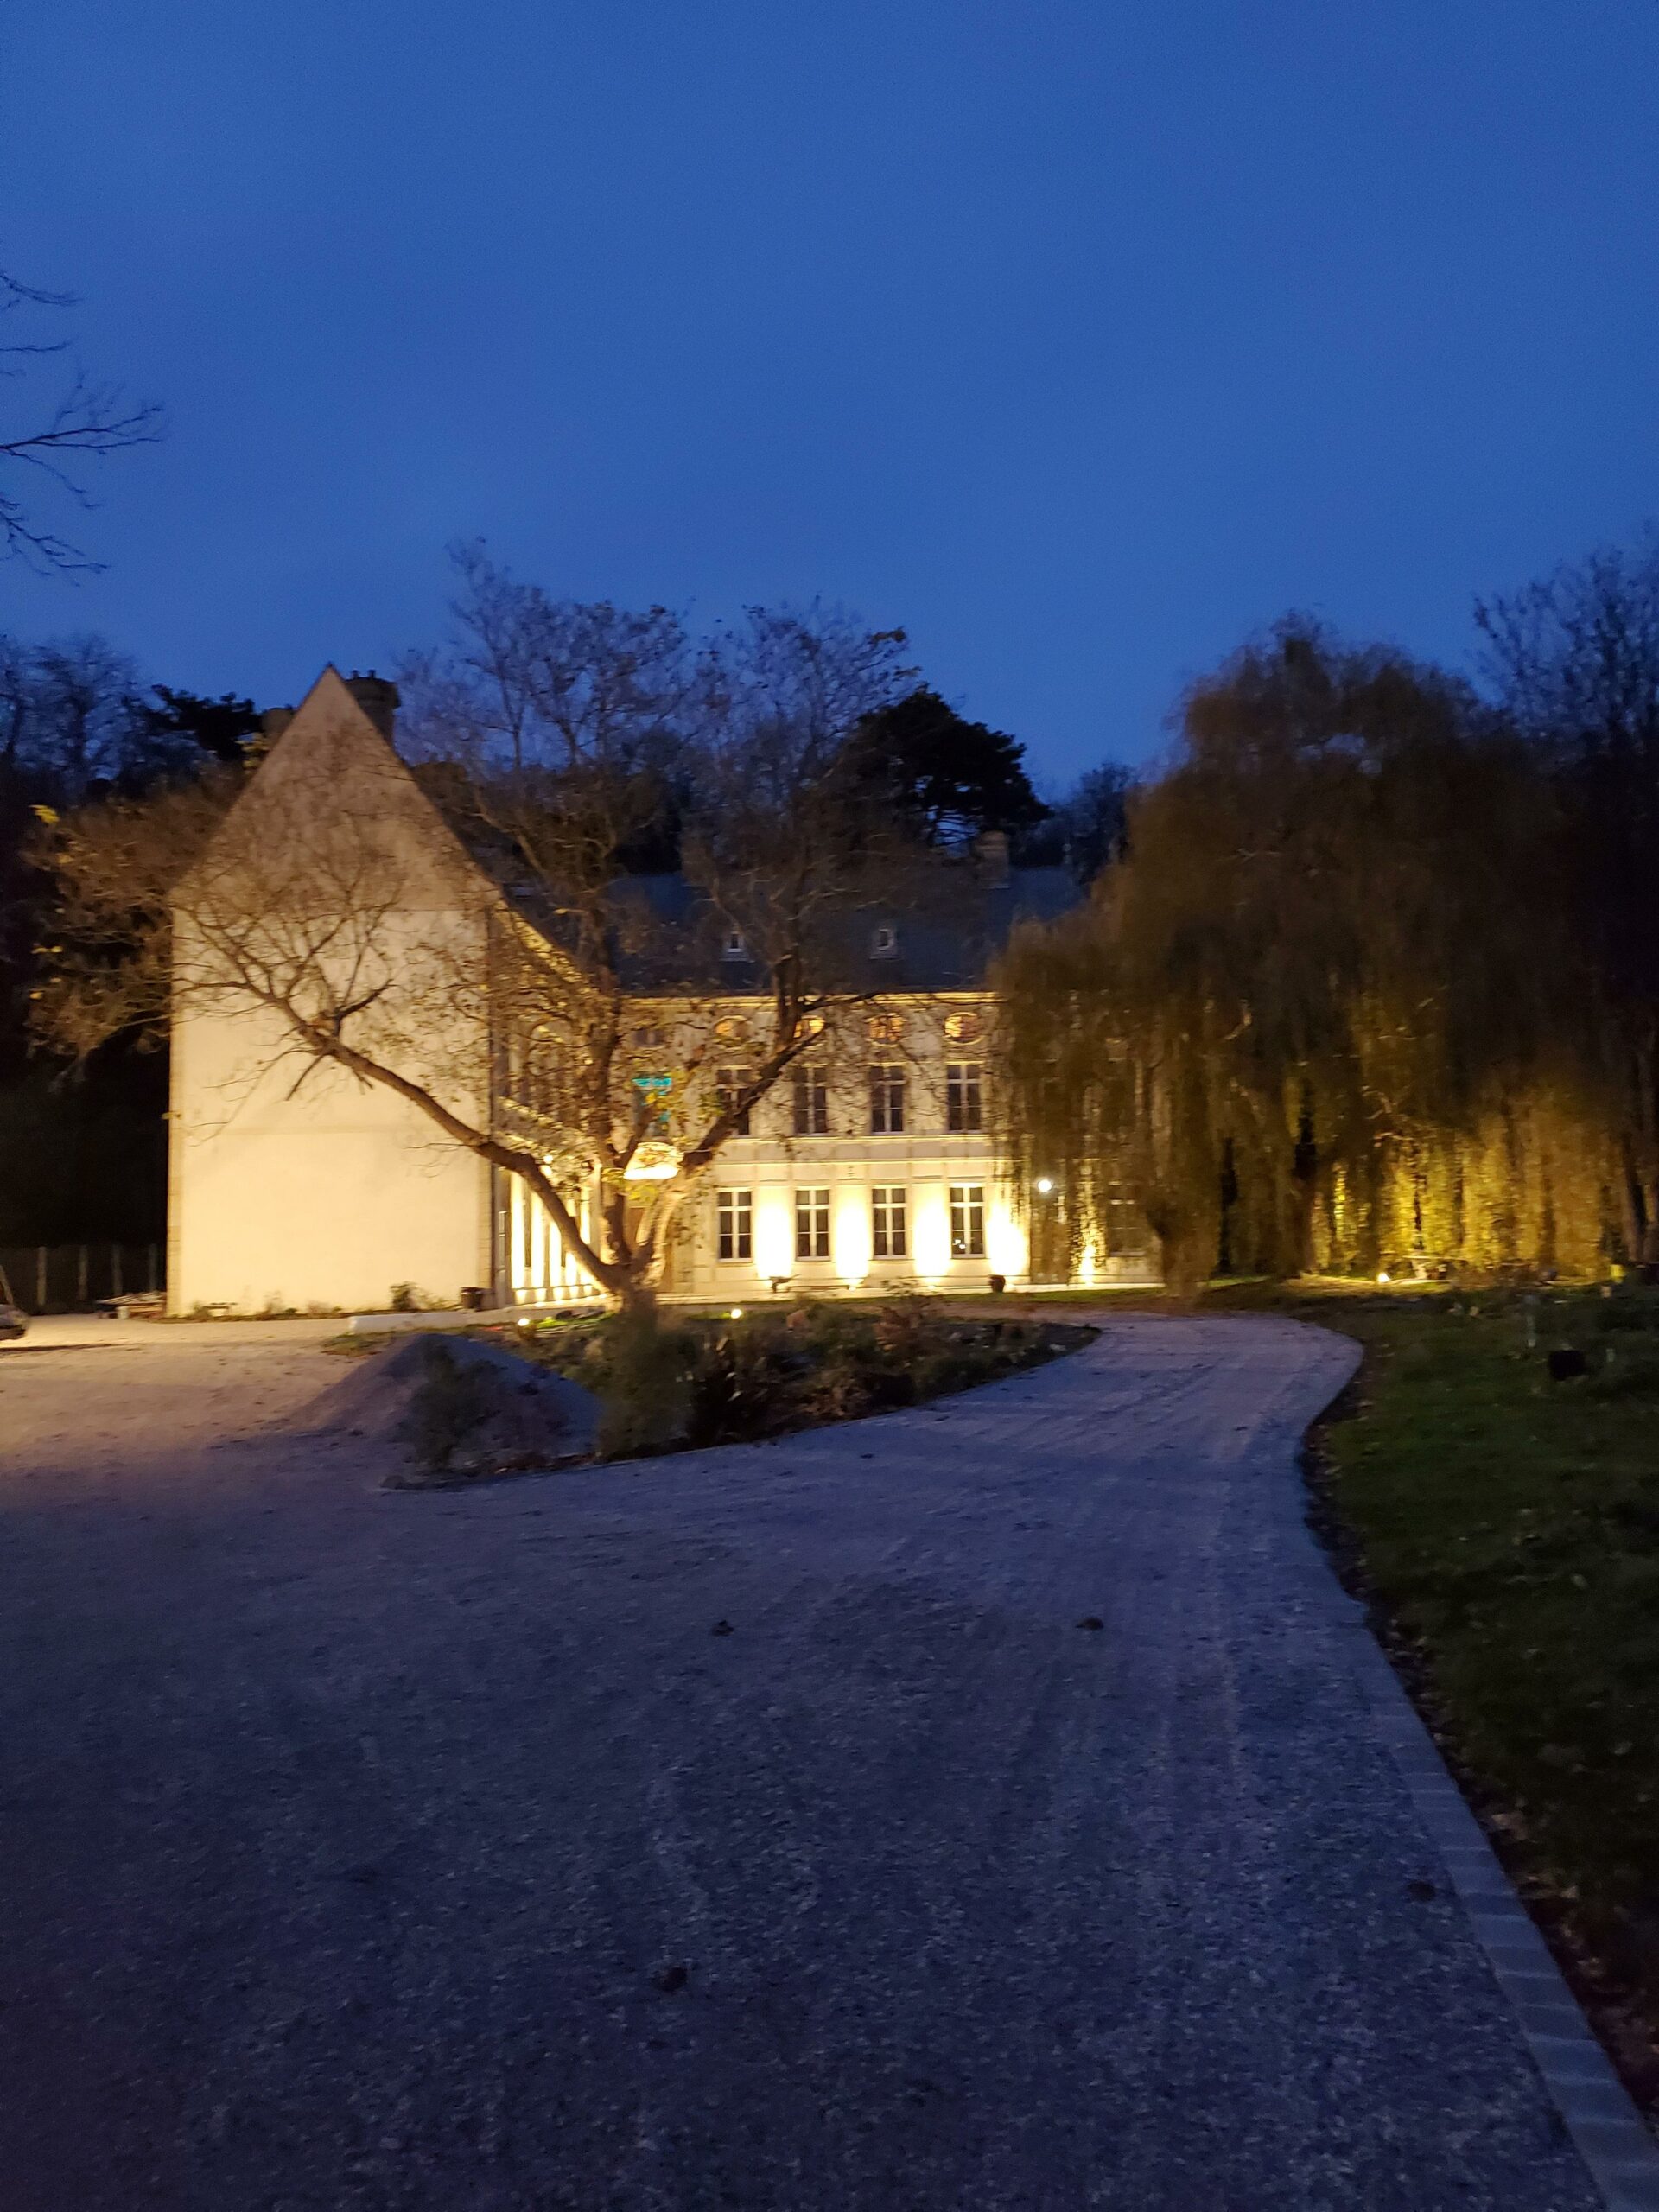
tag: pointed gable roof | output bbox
[194,664,489,906]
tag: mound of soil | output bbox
[292,1332,601,1486]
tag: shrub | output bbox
[914,1343,1001,1400]
[685,1323,798,1446]
[594,1310,695,1459]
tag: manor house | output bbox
[168,669,1155,1314]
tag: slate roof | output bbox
[506,864,1084,996]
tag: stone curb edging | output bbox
[1338,1602,1659,2211]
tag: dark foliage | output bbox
[0,633,259,1240]
[840,686,1049,849]
[521,1300,1088,1452]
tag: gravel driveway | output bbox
[0,1315,1603,2210]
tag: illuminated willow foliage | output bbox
[995,624,1625,1288]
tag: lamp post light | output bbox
[1034,1176,1054,1196]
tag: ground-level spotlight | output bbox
[1376,1271,1391,1285]
[729,1306,744,1319]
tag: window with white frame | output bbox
[717,1188,753,1262]
[792,1066,829,1135]
[949,1182,986,1258]
[795,1186,831,1260]
[945,1060,983,1133]
[721,927,748,962]
[868,1063,906,1134]
[714,1066,751,1135]
[871,1185,907,1259]
[870,923,898,959]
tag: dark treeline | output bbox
[0,638,261,1242]
[998,534,1659,1288]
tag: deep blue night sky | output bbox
[6,3,1659,785]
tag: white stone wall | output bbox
[167,669,498,1317]
[168,991,492,1317]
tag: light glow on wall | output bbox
[623,1141,679,1182]
[833,1183,871,1286]
[987,1197,1027,1280]
[912,1185,952,1287]
[753,1187,794,1283]
[1077,1240,1099,1287]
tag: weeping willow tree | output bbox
[996,621,1622,1289]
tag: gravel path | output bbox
[0,1315,1603,2210]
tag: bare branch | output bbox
[0,267,166,575]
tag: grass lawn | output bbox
[1293,1281,1659,2107]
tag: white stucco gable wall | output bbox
[168,667,494,1316]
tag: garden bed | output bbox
[508,1299,1095,1459]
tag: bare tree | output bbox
[37,564,952,1311]
[1478,537,1659,1260]
[1,269,164,575]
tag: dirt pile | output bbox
[291,1332,601,1485]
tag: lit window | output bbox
[949,1183,986,1258]
[717,1188,753,1262]
[715,1067,751,1136]
[868,1064,906,1135]
[868,1011,904,1042]
[795,1186,831,1260]
[721,928,748,962]
[946,1061,983,1133]
[872,1185,907,1259]
[715,1014,749,1042]
[870,923,898,959]
[792,1066,829,1135]
[944,1008,982,1043]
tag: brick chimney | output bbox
[345,670,399,741]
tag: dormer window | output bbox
[870,923,898,960]
[721,928,748,963]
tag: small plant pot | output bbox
[459,1286,488,1313]
[988,1274,1007,1295]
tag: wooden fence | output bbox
[0,1243,163,1313]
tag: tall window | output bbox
[717,1188,753,1262]
[945,1061,983,1134]
[868,1064,906,1135]
[949,1183,985,1258]
[792,1066,829,1135]
[715,1066,751,1136]
[795,1186,831,1260]
[871,1185,907,1259]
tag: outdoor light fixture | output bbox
[1035,1177,1054,1195]
[623,1140,680,1182]
[1376,1271,1391,1285]
[729,1306,744,1319]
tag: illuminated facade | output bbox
[168,669,1156,1315]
